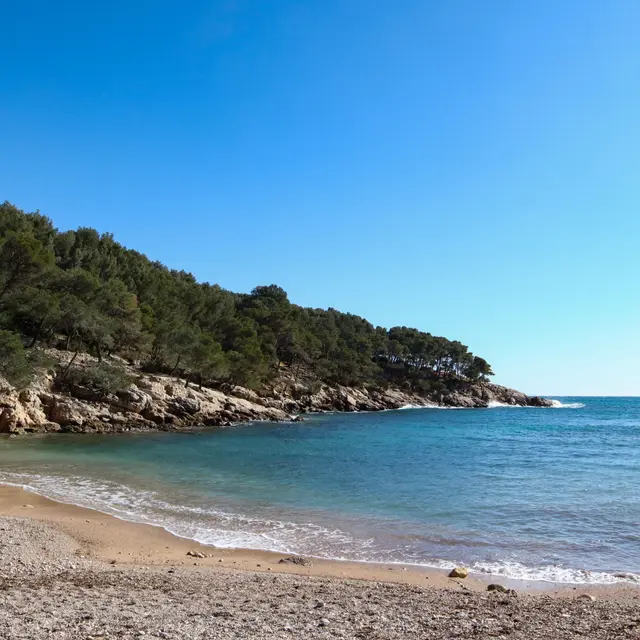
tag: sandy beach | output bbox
[1,484,639,639]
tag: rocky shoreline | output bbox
[0,351,553,436]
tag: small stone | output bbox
[279,556,313,567]
[448,567,469,579]
[578,594,596,602]
[110,560,116,565]
[487,584,508,593]
[22,504,34,508]
[318,618,329,627]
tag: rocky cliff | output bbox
[0,352,552,436]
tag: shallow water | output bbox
[1,397,639,584]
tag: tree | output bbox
[185,333,227,388]
[0,330,32,387]
[465,356,494,381]
[0,203,495,395]
[0,230,54,302]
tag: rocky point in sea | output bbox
[0,349,552,436]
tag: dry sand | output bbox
[1,484,639,639]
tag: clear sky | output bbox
[1,1,639,396]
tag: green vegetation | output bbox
[0,201,494,392]
[55,362,135,399]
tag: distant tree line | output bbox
[0,201,494,391]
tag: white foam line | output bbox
[0,473,635,586]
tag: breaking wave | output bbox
[549,399,586,409]
[0,470,636,586]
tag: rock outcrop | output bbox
[0,351,553,436]
[280,380,552,413]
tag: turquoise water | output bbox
[1,397,639,584]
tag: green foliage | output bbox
[56,362,134,399]
[0,201,494,393]
[0,330,32,387]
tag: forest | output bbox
[0,201,494,394]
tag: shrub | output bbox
[56,362,134,399]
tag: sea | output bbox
[1,397,639,585]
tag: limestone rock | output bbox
[448,567,469,579]
[113,387,152,413]
[169,396,201,416]
[0,348,555,436]
[48,399,87,426]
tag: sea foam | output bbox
[549,400,586,409]
[0,470,637,586]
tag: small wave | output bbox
[397,404,470,411]
[549,400,586,409]
[398,403,439,410]
[1,471,635,586]
[471,561,639,585]
[485,400,585,409]
[0,472,370,557]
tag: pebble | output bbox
[578,594,596,602]
[0,515,636,640]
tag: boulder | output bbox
[448,567,469,579]
[169,396,201,416]
[41,421,62,432]
[442,393,484,408]
[49,399,86,426]
[113,387,152,413]
[487,584,508,593]
[0,406,21,433]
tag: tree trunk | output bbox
[28,318,47,348]
[169,354,181,377]
[60,349,80,381]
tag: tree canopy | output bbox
[0,201,494,390]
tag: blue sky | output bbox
[1,1,638,396]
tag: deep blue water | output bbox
[1,397,639,583]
